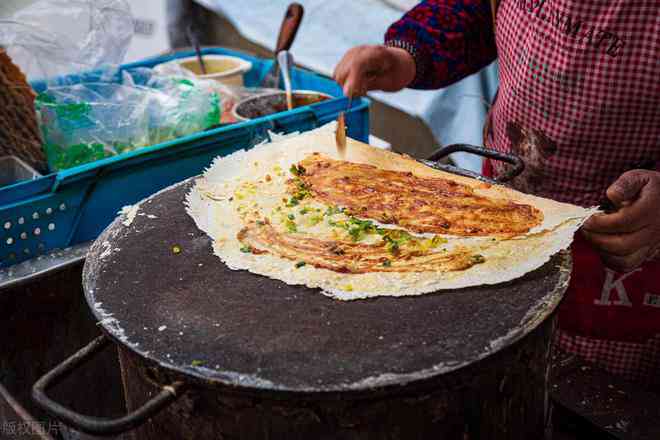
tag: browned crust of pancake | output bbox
[296,154,543,236]
[237,221,481,274]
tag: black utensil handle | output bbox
[427,143,525,183]
[32,335,184,436]
[185,23,207,74]
[275,3,304,53]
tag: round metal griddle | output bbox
[84,178,570,397]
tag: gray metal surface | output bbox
[83,178,570,396]
[0,242,91,292]
[0,155,41,187]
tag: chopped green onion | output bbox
[290,164,306,176]
[325,206,344,216]
[286,219,297,233]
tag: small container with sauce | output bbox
[178,55,252,87]
[232,90,332,121]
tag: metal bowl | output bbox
[232,90,332,121]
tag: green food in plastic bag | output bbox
[36,69,221,171]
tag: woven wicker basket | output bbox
[0,49,46,172]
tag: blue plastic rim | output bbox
[0,48,370,268]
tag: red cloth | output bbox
[562,234,660,343]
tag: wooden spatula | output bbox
[336,112,347,158]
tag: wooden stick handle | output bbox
[275,3,304,53]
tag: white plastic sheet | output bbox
[0,0,134,82]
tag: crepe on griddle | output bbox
[186,123,596,300]
[296,154,543,236]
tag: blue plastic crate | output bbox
[0,48,369,268]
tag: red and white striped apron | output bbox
[485,0,660,385]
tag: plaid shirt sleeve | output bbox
[384,0,497,89]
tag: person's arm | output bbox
[384,0,497,89]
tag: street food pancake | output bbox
[186,123,597,300]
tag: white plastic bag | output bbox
[0,0,133,82]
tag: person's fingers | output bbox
[581,228,651,257]
[583,200,651,234]
[599,246,650,273]
[583,210,649,234]
[333,54,352,87]
[584,170,658,233]
[332,60,347,84]
[369,47,415,91]
[342,69,367,97]
[349,51,384,85]
[343,76,357,98]
[584,169,660,271]
[343,61,382,97]
[334,48,377,97]
[606,170,651,208]
[334,47,366,89]
[334,45,414,95]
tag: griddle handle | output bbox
[32,335,184,436]
[427,143,525,183]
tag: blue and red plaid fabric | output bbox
[385,0,497,89]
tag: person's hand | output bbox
[333,45,416,98]
[582,170,660,272]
